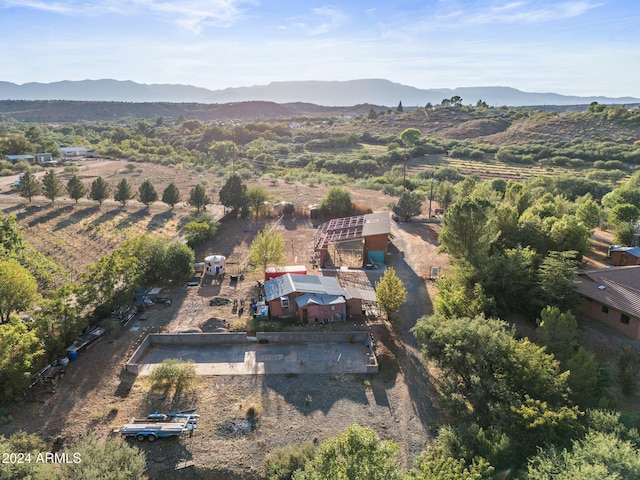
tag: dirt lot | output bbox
[0,163,450,479]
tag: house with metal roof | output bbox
[609,246,640,266]
[60,146,90,158]
[263,273,371,324]
[6,154,34,164]
[313,212,391,268]
[577,266,640,339]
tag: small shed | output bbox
[609,246,640,266]
[204,255,226,276]
[265,265,307,281]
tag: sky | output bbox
[1,0,639,98]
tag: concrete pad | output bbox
[136,342,374,375]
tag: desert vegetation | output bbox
[2,100,640,479]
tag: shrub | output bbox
[265,443,316,480]
[618,345,640,396]
[150,359,197,393]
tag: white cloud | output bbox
[292,6,348,35]
[0,0,255,32]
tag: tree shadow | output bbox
[23,204,73,227]
[87,207,121,228]
[117,207,150,230]
[54,205,100,231]
[149,210,176,232]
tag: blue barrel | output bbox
[69,350,78,361]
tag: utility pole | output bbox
[428,173,435,219]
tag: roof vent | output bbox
[598,285,606,290]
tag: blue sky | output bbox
[1,0,638,97]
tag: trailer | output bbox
[130,412,199,426]
[114,419,195,442]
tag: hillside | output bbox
[1,79,638,106]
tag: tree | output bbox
[15,169,41,202]
[617,344,640,396]
[0,320,45,399]
[393,190,423,221]
[137,179,158,207]
[566,346,601,407]
[610,203,640,224]
[88,176,110,205]
[523,430,640,480]
[538,251,581,312]
[0,258,38,323]
[66,175,87,204]
[63,433,147,480]
[412,314,573,428]
[536,306,578,363]
[396,101,403,113]
[319,186,353,219]
[114,178,134,207]
[247,185,271,217]
[438,197,498,265]
[367,108,378,119]
[375,267,408,319]
[293,424,403,480]
[218,174,247,216]
[399,128,420,149]
[182,213,219,247]
[41,169,63,204]
[250,227,285,270]
[549,215,590,259]
[208,140,238,164]
[188,183,212,212]
[576,197,601,229]
[150,359,197,393]
[434,180,455,210]
[266,443,316,480]
[0,212,24,254]
[161,182,181,209]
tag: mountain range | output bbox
[0,79,638,107]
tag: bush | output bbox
[149,359,197,393]
[265,442,316,480]
[618,345,640,396]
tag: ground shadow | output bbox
[54,205,100,231]
[87,207,121,228]
[262,372,369,416]
[117,207,150,229]
[149,210,176,232]
[23,204,73,227]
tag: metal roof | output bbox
[264,274,345,302]
[295,294,345,308]
[609,246,640,258]
[577,266,640,318]
[343,286,377,303]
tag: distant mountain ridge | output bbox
[0,78,638,107]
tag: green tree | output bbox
[149,359,197,394]
[41,169,63,204]
[610,203,640,224]
[393,190,423,221]
[182,213,219,247]
[114,178,134,207]
[375,267,408,319]
[0,320,45,399]
[438,197,498,265]
[433,275,495,319]
[538,251,581,312]
[0,258,38,323]
[523,430,640,480]
[434,180,456,210]
[319,186,353,219]
[247,185,271,217]
[617,344,640,396]
[293,424,403,480]
[218,174,247,216]
[0,212,24,254]
[536,306,578,363]
[266,443,316,480]
[15,169,41,202]
[88,176,110,205]
[408,446,493,480]
[0,431,55,479]
[613,221,635,245]
[250,227,285,270]
[413,314,573,426]
[66,175,87,204]
[64,433,147,480]
[208,140,238,164]
[566,346,601,408]
[138,179,158,207]
[161,182,181,209]
[188,183,211,212]
[548,214,590,259]
[576,197,601,229]
[399,127,420,149]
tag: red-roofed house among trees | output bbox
[577,266,640,339]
